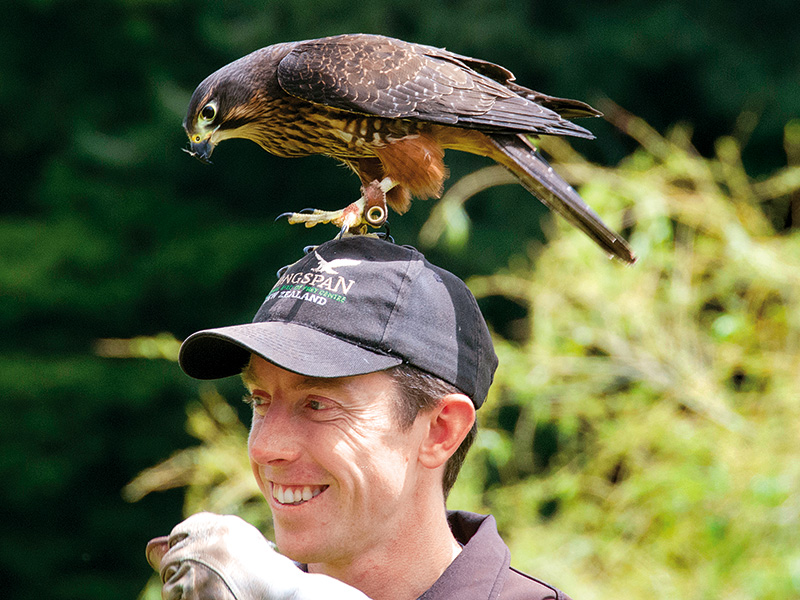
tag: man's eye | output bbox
[307,399,327,411]
[243,394,269,412]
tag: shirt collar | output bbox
[417,511,511,600]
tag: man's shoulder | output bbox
[501,567,574,600]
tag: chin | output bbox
[274,527,326,565]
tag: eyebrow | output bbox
[240,361,256,387]
[240,360,342,391]
[240,361,257,387]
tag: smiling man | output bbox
[153,236,573,600]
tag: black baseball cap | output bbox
[178,236,498,407]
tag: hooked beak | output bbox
[184,136,215,164]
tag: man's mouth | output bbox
[272,483,328,506]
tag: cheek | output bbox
[247,421,268,490]
[374,426,427,487]
[339,430,418,491]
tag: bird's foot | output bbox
[281,200,367,231]
[277,177,397,237]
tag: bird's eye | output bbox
[200,103,216,122]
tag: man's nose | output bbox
[248,407,303,464]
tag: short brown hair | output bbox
[386,364,477,499]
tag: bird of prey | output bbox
[184,33,635,263]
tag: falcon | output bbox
[184,33,635,263]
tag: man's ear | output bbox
[418,394,476,469]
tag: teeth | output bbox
[272,484,325,506]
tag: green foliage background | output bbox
[2,1,799,599]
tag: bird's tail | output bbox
[489,134,636,264]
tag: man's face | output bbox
[242,356,430,567]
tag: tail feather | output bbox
[490,134,636,264]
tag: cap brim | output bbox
[179,321,402,380]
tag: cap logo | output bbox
[265,250,361,306]
[310,251,362,275]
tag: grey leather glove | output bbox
[146,512,371,600]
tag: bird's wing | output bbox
[424,49,602,120]
[276,34,595,139]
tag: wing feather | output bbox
[276,34,596,138]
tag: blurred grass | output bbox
[130,110,800,599]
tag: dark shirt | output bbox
[417,511,573,600]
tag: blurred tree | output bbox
[131,110,800,599]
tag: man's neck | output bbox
[307,507,460,600]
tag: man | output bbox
[149,236,573,600]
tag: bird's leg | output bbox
[362,179,388,227]
[279,177,398,234]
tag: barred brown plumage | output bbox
[184,33,635,263]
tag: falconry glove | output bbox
[146,512,371,600]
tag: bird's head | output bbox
[183,47,290,164]
[183,69,255,164]
[184,95,221,163]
